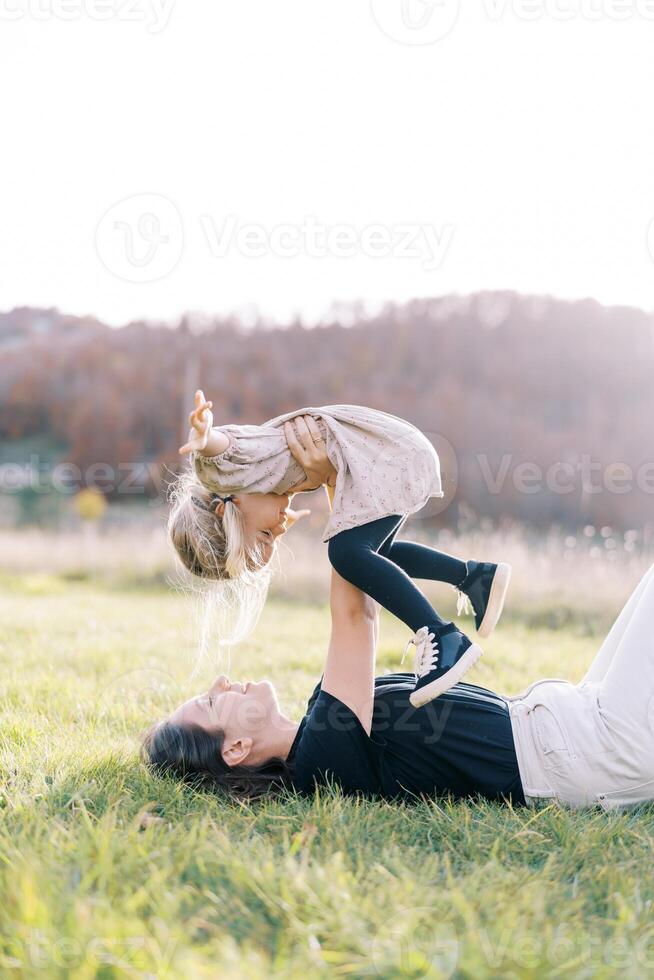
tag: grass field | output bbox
[2,547,654,977]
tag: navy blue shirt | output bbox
[287,673,525,805]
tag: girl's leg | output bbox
[327,516,453,635]
[378,534,468,588]
[378,524,510,639]
[583,563,654,748]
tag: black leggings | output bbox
[327,515,467,636]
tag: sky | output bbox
[1,0,654,327]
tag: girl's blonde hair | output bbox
[167,470,266,582]
[168,470,273,653]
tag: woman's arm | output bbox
[321,568,378,736]
[285,422,377,731]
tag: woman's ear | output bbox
[220,735,253,767]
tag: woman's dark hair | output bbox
[141,720,294,802]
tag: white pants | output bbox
[504,562,654,810]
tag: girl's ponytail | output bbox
[168,472,250,580]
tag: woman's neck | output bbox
[268,715,301,762]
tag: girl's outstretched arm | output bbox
[322,568,378,736]
[183,399,332,499]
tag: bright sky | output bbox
[1,0,654,326]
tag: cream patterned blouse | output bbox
[194,404,443,541]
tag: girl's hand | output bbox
[284,507,311,529]
[179,389,214,455]
[284,416,338,493]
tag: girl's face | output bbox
[236,492,290,566]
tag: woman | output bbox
[143,563,526,804]
[144,430,654,810]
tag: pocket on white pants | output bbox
[531,703,574,772]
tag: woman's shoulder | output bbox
[288,682,392,797]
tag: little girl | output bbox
[169,391,511,705]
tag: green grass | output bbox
[1,579,654,978]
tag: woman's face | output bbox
[168,674,280,745]
[236,492,290,566]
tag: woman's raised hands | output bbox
[179,389,214,455]
[284,415,338,493]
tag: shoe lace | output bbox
[401,627,439,679]
[456,589,472,617]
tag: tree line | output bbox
[1,291,652,531]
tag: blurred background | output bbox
[2,293,653,634]
[1,3,654,632]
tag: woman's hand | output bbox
[284,416,338,493]
[179,389,214,455]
